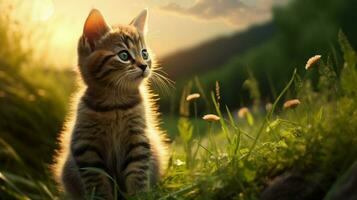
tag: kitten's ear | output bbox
[83,9,111,49]
[130,9,148,36]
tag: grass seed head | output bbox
[283,99,301,109]
[238,107,250,118]
[186,93,200,101]
[215,81,221,101]
[305,55,322,70]
[202,114,220,122]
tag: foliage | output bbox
[1,33,357,199]
[161,0,357,112]
[0,1,74,198]
[0,0,357,199]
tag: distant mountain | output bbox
[161,22,276,81]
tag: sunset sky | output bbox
[18,0,288,67]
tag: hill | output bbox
[159,0,357,112]
[161,23,276,80]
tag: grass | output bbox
[0,66,75,199]
[0,2,75,198]
[0,32,356,200]
[0,1,357,199]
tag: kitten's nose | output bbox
[138,64,147,72]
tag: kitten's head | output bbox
[78,9,152,91]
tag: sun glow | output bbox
[32,0,54,21]
[22,0,80,67]
[48,21,79,67]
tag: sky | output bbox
[15,0,288,67]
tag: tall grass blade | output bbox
[246,69,297,158]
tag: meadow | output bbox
[1,1,357,200]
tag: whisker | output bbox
[152,71,175,86]
[149,72,174,96]
[153,68,170,76]
[149,74,165,91]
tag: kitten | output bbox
[52,9,169,199]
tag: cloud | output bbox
[159,0,288,27]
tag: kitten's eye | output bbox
[117,50,131,63]
[141,49,149,60]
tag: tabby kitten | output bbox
[53,9,169,199]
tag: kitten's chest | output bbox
[102,109,148,173]
[106,109,146,138]
[107,112,131,136]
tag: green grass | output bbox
[1,32,357,199]
[0,1,357,199]
[0,2,75,198]
[0,67,75,199]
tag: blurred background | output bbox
[0,0,357,199]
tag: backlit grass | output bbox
[1,32,356,200]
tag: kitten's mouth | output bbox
[135,69,150,80]
[134,73,145,80]
[135,74,144,80]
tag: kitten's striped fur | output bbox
[52,9,169,199]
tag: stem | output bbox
[158,184,197,200]
[192,101,199,168]
[246,69,297,158]
[194,101,199,135]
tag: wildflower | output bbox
[265,103,273,112]
[186,93,200,101]
[202,114,220,122]
[305,55,321,70]
[174,159,185,166]
[28,94,36,101]
[238,107,250,118]
[283,99,301,109]
[218,153,228,161]
[37,89,46,97]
